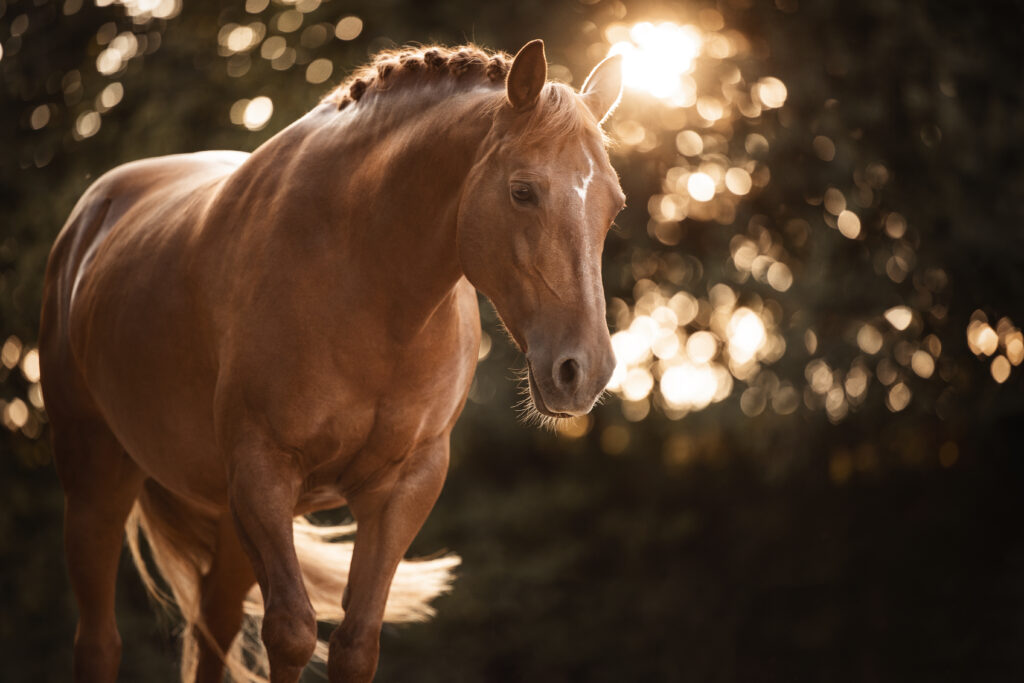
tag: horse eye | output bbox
[510,182,535,204]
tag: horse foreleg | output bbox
[228,446,317,683]
[194,513,257,683]
[327,439,450,683]
[55,421,143,683]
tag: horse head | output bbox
[458,40,625,419]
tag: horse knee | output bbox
[327,626,380,683]
[73,624,122,682]
[261,598,317,672]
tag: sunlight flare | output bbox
[608,21,703,100]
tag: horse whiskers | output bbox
[511,369,544,426]
[510,364,575,432]
[510,364,531,385]
[514,400,560,432]
[490,308,522,353]
[512,397,535,420]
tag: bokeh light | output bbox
[242,96,274,130]
[686,172,715,202]
[306,58,334,84]
[335,16,363,41]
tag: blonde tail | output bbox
[125,484,460,682]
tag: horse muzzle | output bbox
[526,338,615,418]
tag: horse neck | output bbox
[226,83,499,337]
[337,85,496,299]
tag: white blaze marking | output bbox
[573,154,596,207]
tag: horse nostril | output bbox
[556,357,581,392]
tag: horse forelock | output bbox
[508,82,609,149]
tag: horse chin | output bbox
[526,364,574,419]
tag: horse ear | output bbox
[580,54,623,125]
[506,39,547,109]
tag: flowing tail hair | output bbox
[124,481,459,682]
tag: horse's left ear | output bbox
[580,54,623,125]
[507,39,547,109]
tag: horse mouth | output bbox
[526,363,573,419]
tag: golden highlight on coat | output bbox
[39,40,624,683]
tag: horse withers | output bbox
[39,40,624,682]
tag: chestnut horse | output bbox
[39,40,624,682]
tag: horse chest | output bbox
[288,322,478,506]
[294,370,469,510]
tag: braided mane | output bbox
[321,43,605,145]
[322,44,513,110]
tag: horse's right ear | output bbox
[506,39,547,109]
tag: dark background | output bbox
[2,0,1023,681]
